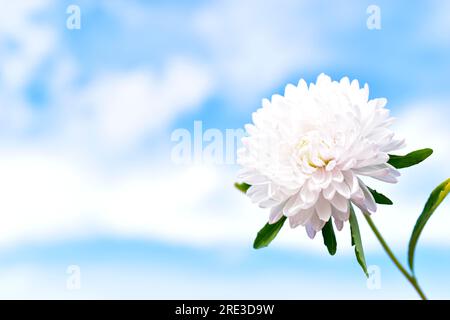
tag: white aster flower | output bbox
[237,74,405,238]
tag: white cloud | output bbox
[420,0,450,48]
[98,0,360,107]
[0,1,56,131]
[193,0,361,105]
[0,1,448,258]
[0,2,213,150]
[58,58,213,150]
[0,262,419,299]
[0,143,262,249]
[0,148,97,248]
[0,102,448,254]
[394,101,450,168]
[0,0,56,90]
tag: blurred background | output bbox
[0,0,449,299]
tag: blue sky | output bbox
[0,0,449,299]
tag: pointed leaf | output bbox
[322,219,337,255]
[367,187,393,205]
[253,216,287,249]
[349,205,368,277]
[388,148,433,169]
[235,182,251,193]
[408,178,450,273]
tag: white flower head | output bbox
[237,74,405,238]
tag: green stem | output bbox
[363,213,427,300]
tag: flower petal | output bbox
[307,210,327,232]
[305,225,316,239]
[330,193,349,212]
[315,195,332,221]
[333,217,344,231]
[289,207,315,228]
[323,184,336,200]
[332,180,351,198]
[269,202,285,224]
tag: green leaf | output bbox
[322,219,337,255]
[235,182,251,193]
[253,216,287,249]
[388,148,433,169]
[408,178,450,273]
[349,205,368,277]
[367,187,393,205]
